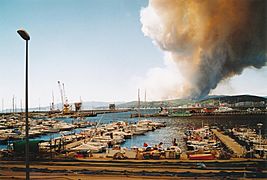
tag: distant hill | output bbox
[200,95,266,104]
[81,101,125,109]
[117,95,266,108]
[117,99,195,109]
[198,95,227,101]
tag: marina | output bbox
[0,111,266,179]
[0,110,266,160]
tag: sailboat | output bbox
[130,89,141,118]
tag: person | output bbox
[172,138,177,146]
[144,142,148,147]
[107,141,112,148]
[158,142,163,151]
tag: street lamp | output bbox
[17,29,30,180]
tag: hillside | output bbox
[200,95,266,104]
[117,95,266,108]
[117,99,195,109]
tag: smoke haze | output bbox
[140,0,267,99]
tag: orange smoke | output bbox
[141,0,266,98]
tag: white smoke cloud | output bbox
[137,53,185,100]
[139,0,267,99]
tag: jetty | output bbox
[0,108,131,117]
[211,129,245,157]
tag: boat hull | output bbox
[188,154,215,160]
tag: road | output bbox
[0,159,266,179]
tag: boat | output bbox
[133,128,147,135]
[113,130,132,139]
[72,142,106,153]
[188,153,215,160]
[158,107,169,116]
[253,145,267,159]
[214,106,233,112]
[168,111,192,117]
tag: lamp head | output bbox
[257,123,263,129]
[17,29,30,41]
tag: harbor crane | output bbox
[57,81,71,114]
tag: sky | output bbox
[0,0,266,109]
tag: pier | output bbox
[192,111,267,116]
[211,129,246,158]
[0,108,131,117]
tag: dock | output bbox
[211,129,246,158]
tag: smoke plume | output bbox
[140,0,267,99]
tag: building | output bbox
[109,104,115,110]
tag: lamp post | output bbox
[17,29,30,180]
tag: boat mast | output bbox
[38,98,41,111]
[62,83,67,104]
[138,88,140,118]
[51,90,55,111]
[80,96,82,111]
[1,98,4,113]
[58,81,64,111]
[144,89,146,109]
[20,99,23,112]
[15,97,17,113]
[144,89,147,115]
[12,95,15,113]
